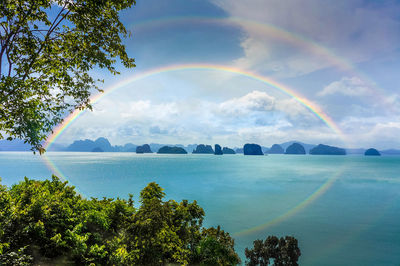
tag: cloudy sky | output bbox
[56,0,400,149]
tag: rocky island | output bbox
[268,144,284,154]
[136,144,152,154]
[309,144,346,155]
[67,137,114,152]
[91,147,104,152]
[285,143,306,154]
[364,148,381,156]
[222,147,236,154]
[193,144,214,154]
[235,148,244,154]
[157,146,188,154]
[243,144,264,155]
[214,144,223,155]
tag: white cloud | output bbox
[339,116,400,149]
[385,94,400,114]
[217,90,275,115]
[318,77,372,97]
[212,0,400,77]
[316,78,400,121]
[216,90,313,119]
[56,90,335,147]
[120,100,179,122]
[275,98,313,119]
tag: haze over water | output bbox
[1,152,399,265]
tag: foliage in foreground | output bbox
[0,176,240,265]
[0,0,136,152]
[245,235,301,266]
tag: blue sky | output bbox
[58,0,400,149]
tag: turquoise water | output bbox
[1,152,399,265]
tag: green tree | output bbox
[0,177,240,265]
[245,235,301,266]
[0,176,136,265]
[123,182,206,265]
[0,0,135,153]
[194,225,241,265]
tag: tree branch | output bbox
[0,46,4,76]
[0,23,8,44]
[0,5,31,79]
[0,20,10,77]
[6,47,12,77]
[22,5,70,81]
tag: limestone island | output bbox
[214,144,223,155]
[235,148,244,154]
[268,144,284,154]
[243,144,264,155]
[222,147,236,154]
[91,147,104,152]
[309,144,346,155]
[192,144,214,154]
[136,144,152,154]
[364,148,381,156]
[285,143,306,154]
[157,146,187,154]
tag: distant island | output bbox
[280,141,316,153]
[244,144,264,155]
[64,137,137,152]
[136,144,152,154]
[214,144,223,155]
[235,148,244,154]
[222,147,236,154]
[68,137,115,152]
[365,148,381,156]
[193,144,214,154]
[380,149,399,155]
[157,146,188,154]
[268,144,284,154]
[285,143,306,155]
[91,147,104,152]
[309,144,346,155]
[0,137,397,156]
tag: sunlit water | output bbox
[1,152,399,265]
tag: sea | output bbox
[1,152,399,265]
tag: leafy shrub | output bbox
[0,176,240,265]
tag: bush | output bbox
[0,176,240,265]
[245,235,301,266]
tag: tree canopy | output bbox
[0,0,135,153]
[0,175,303,265]
[0,177,241,265]
[245,235,301,266]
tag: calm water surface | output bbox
[1,152,399,265]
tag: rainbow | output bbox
[232,166,346,237]
[130,16,394,111]
[38,16,391,247]
[131,16,355,72]
[41,63,348,227]
[41,153,86,196]
[44,63,344,150]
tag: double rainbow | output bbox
[130,16,393,111]
[41,16,360,238]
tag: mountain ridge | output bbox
[1,138,399,155]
